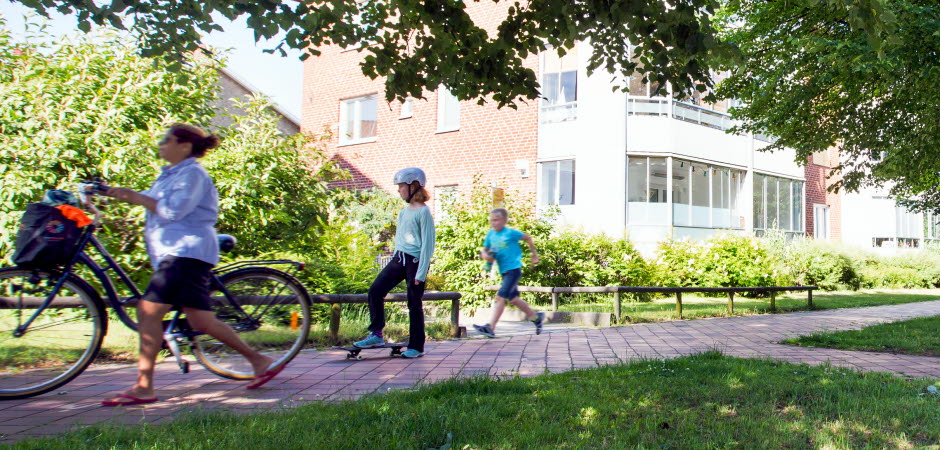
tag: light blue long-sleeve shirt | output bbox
[393,206,436,281]
[141,157,219,268]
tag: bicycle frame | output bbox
[14,222,304,340]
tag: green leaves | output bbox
[0,20,345,281]
[716,0,940,210]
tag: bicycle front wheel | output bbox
[192,267,312,380]
[0,267,107,399]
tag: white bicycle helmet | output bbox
[393,167,427,187]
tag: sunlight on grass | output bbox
[785,314,940,356]
[13,352,940,449]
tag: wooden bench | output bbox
[483,285,818,320]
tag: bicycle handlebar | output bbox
[77,179,110,225]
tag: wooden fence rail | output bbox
[483,285,818,320]
[1,291,463,342]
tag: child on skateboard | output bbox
[353,168,436,358]
[473,208,544,338]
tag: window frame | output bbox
[338,94,378,146]
[436,89,460,133]
[539,159,576,206]
[813,204,830,240]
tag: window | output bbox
[541,46,578,122]
[753,174,804,233]
[814,205,830,240]
[437,89,460,132]
[627,157,668,224]
[400,98,413,119]
[540,160,575,206]
[671,159,743,228]
[690,162,710,227]
[339,95,377,144]
[434,185,458,220]
[927,213,940,240]
[896,207,920,239]
[672,159,690,226]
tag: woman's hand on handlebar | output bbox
[102,187,139,203]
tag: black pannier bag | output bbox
[12,203,83,270]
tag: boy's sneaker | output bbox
[473,324,496,338]
[532,312,545,335]
[401,348,423,358]
[353,332,384,348]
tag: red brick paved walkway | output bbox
[3,300,940,442]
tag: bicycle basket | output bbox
[12,203,85,270]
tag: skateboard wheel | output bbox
[355,355,363,361]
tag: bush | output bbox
[783,240,860,290]
[653,234,773,290]
[858,265,931,289]
[526,230,653,302]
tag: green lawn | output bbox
[12,352,940,448]
[784,315,940,356]
[554,288,940,323]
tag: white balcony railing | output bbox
[627,96,736,132]
[540,102,578,123]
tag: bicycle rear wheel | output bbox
[192,267,311,380]
[0,267,107,399]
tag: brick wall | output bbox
[804,147,842,241]
[301,2,538,209]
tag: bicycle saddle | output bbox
[217,234,237,253]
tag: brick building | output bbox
[301,2,539,214]
[302,3,940,255]
[803,149,842,241]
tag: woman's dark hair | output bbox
[167,123,220,158]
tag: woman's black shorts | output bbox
[142,256,214,311]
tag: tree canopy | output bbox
[0,20,342,279]
[716,0,940,212]
[14,0,891,107]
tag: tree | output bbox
[715,0,940,212]
[0,20,340,280]
[13,0,891,107]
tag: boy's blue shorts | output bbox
[497,268,522,300]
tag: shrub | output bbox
[653,234,772,290]
[697,234,774,288]
[784,240,860,290]
[858,265,931,289]
[526,230,653,302]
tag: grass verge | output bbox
[12,352,940,449]
[555,289,940,323]
[784,315,940,356]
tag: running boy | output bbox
[353,168,436,358]
[473,208,544,338]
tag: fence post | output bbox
[676,291,683,318]
[728,291,734,315]
[770,291,777,312]
[552,292,559,312]
[329,303,342,343]
[614,291,622,323]
[451,297,460,337]
[807,289,814,308]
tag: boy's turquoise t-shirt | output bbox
[483,227,525,273]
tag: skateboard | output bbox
[337,342,408,360]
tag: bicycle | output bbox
[0,181,313,400]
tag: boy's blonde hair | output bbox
[491,208,509,219]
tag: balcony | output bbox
[627,96,734,131]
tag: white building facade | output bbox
[536,42,806,255]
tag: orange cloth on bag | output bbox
[55,205,92,228]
